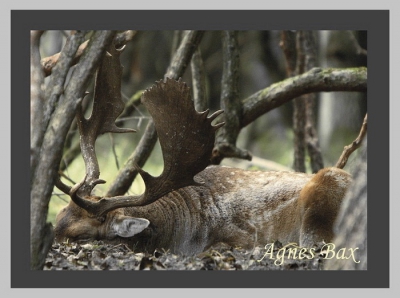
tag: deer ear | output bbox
[112,216,150,237]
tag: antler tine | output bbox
[69,78,224,218]
[77,39,135,194]
[208,110,225,131]
[68,176,108,217]
[64,40,137,217]
[207,109,224,121]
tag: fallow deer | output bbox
[54,45,352,256]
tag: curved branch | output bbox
[335,113,368,169]
[241,67,367,128]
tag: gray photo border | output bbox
[12,10,389,288]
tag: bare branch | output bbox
[31,32,85,184]
[117,90,144,122]
[58,171,76,185]
[30,30,45,177]
[280,30,297,77]
[302,31,324,173]
[59,92,91,171]
[106,120,158,196]
[41,39,88,77]
[109,133,121,170]
[281,31,323,173]
[292,31,307,172]
[60,139,80,172]
[335,114,368,169]
[171,30,183,60]
[241,67,367,128]
[305,119,324,172]
[31,31,116,270]
[41,31,137,77]
[191,48,208,112]
[211,31,251,165]
[107,30,205,196]
[74,39,136,197]
[31,31,88,182]
[292,96,306,172]
[165,30,205,79]
[51,193,69,204]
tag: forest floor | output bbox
[44,240,330,270]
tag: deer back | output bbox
[119,166,314,254]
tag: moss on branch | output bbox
[241,67,367,127]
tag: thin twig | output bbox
[335,114,368,169]
[109,133,120,170]
[60,140,81,172]
[117,90,144,123]
[58,170,76,185]
[115,115,150,123]
[51,193,70,204]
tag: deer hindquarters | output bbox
[298,167,352,247]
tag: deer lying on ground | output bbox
[54,47,352,256]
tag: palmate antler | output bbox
[59,43,224,218]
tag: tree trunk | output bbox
[324,138,367,270]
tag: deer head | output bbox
[54,42,224,244]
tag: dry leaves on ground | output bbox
[45,240,329,271]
